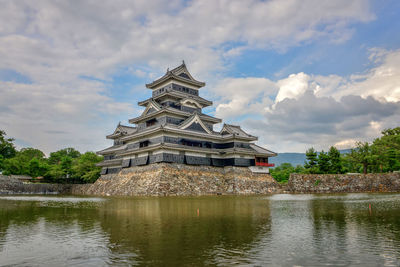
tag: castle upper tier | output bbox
[97,62,276,175]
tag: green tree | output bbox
[0,130,16,170]
[2,148,47,176]
[48,148,81,165]
[28,158,49,178]
[317,150,330,174]
[270,163,304,183]
[61,156,73,177]
[45,148,81,181]
[45,164,65,182]
[304,147,319,173]
[328,146,342,174]
[347,142,376,174]
[2,157,24,175]
[19,148,45,161]
[72,152,103,183]
[387,149,400,171]
[372,127,400,172]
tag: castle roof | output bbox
[106,124,137,139]
[138,91,212,107]
[220,124,256,139]
[98,139,274,158]
[117,123,258,143]
[146,61,205,89]
[178,112,213,134]
[249,144,277,157]
[129,106,222,124]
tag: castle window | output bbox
[146,118,157,127]
[181,139,202,147]
[139,140,149,148]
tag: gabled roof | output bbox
[138,91,213,107]
[220,124,257,139]
[146,61,205,89]
[129,107,222,124]
[141,99,162,116]
[180,98,202,109]
[106,124,137,139]
[178,112,212,134]
[97,144,126,154]
[118,123,261,143]
[249,144,277,157]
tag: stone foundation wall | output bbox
[0,175,72,194]
[72,163,280,196]
[287,173,400,193]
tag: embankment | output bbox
[287,172,400,193]
[3,169,399,196]
[0,175,72,194]
[72,163,280,196]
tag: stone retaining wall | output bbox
[0,175,72,194]
[287,173,400,193]
[72,163,280,196]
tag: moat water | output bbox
[0,194,400,266]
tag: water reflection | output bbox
[309,194,400,267]
[98,197,271,265]
[0,196,271,266]
[0,194,399,266]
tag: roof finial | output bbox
[182,60,185,65]
[118,121,121,126]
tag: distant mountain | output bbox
[269,153,306,167]
[270,149,352,167]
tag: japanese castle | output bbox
[98,62,276,175]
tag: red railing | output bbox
[255,162,275,167]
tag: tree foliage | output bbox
[270,163,304,183]
[342,128,400,173]
[48,148,81,164]
[317,151,330,174]
[304,147,319,173]
[0,130,17,170]
[2,148,48,177]
[0,130,102,183]
[72,152,103,183]
[328,146,342,174]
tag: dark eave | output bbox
[106,124,137,139]
[129,107,222,124]
[249,144,277,157]
[145,63,205,89]
[97,144,126,155]
[96,158,122,167]
[119,125,257,143]
[116,142,273,158]
[138,91,212,107]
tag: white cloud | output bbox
[214,49,400,152]
[0,80,135,154]
[0,0,375,153]
[342,49,400,102]
[275,73,315,103]
[213,77,278,118]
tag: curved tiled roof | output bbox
[146,62,205,89]
[139,91,212,107]
[249,144,277,156]
[106,124,137,139]
[220,124,256,139]
[129,107,222,124]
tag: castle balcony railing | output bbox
[255,162,275,167]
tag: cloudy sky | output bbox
[0,0,399,154]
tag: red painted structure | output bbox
[255,162,275,167]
